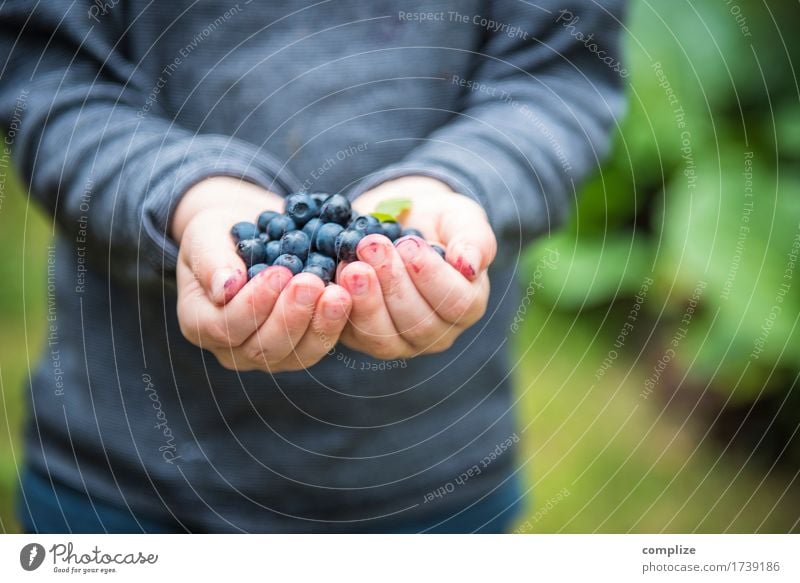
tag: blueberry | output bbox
[258,232,269,245]
[266,215,297,240]
[315,222,345,257]
[302,217,322,243]
[231,221,259,243]
[257,211,280,233]
[334,228,364,263]
[432,244,446,259]
[236,238,267,267]
[302,264,333,285]
[309,193,331,206]
[350,214,383,235]
[306,251,336,274]
[401,227,424,238]
[247,263,269,279]
[284,193,319,227]
[319,193,352,225]
[273,253,304,275]
[280,230,311,262]
[265,240,282,264]
[381,221,402,241]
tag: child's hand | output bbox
[172,177,352,372]
[338,176,496,360]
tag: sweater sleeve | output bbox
[0,1,300,287]
[349,1,627,248]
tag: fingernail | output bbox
[395,236,423,261]
[265,267,292,293]
[294,284,318,305]
[212,268,240,303]
[453,245,479,279]
[324,298,345,319]
[348,273,369,296]
[360,239,387,264]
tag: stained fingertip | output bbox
[394,235,429,266]
[448,243,481,281]
[453,256,477,280]
[394,235,426,250]
[340,262,374,297]
[211,268,246,305]
[345,272,370,297]
[356,234,392,265]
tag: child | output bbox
[0,0,624,532]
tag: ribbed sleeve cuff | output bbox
[141,134,302,276]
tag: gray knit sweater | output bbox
[0,0,624,531]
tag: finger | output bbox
[177,265,293,349]
[180,219,248,305]
[176,260,231,348]
[395,236,489,326]
[236,273,325,367]
[277,284,352,370]
[356,234,449,349]
[219,266,294,345]
[338,261,413,359]
[438,205,497,280]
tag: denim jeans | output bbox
[17,466,523,533]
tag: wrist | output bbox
[171,176,283,243]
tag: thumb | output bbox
[439,203,497,281]
[179,213,249,306]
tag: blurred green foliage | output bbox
[529,0,800,403]
[0,166,49,532]
[518,0,800,530]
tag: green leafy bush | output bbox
[527,0,800,403]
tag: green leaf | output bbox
[373,197,412,221]
[370,212,396,223]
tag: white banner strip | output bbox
[1,534,797,582]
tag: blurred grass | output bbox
[0,170,49,533]
[510,305,799,532]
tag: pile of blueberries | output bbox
[230,193,442,285]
